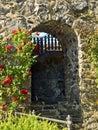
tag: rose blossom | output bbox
[12,30,17,34]
[3,75,13,85]
[5,45,12,51]
[26,70,32,75]
[25,97,29,101]
[18,46,22,51]
[20,89,29,95]
[12,97,18,101]
[1,103,7,110]
[0,65,3,71]
[35,32,39,36]
[23,41,26,45]
[26,30,30,35]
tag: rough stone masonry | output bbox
[0,0,98,129]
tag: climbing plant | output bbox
[77,20,98,105]
[0,28,37,112]
[82,28,98,106]
[85,29,98,88]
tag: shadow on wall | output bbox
[31,51,65,104]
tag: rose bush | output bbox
[0,28,37,112]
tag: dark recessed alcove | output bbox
[31,52,65,104]
[30,20,81,123]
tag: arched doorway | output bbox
[31,20,80,120]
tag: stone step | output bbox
[30,104,58,111]
[36,110,81,124]
[27,103,82,124]
[36,109,60,118]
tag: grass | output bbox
[0,113,68,130]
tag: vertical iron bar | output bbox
[51,35,53,50]
[33,33,63,54]
[36,37,40,55]
[33,37,38,55]
[44,36,47,52]
[55,38,57,50]
[33,37,36,44]
[40,37,43,54]
[48,34,50,50]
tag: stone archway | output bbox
[31,20,81,120]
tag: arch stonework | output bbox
[30,20,80,121]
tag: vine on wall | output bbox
[0,29,37,112]
[84,28,98,105]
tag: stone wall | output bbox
[0,0,98,129]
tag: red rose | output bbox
[2,103,6,107]
[18,46,22,51]
[23,41,26,45]
[7,75,13,84]
[1,103,7,109]
[35,32,39,36]
[0,65,3,71]
[25,97,29,101]
[3,78,9,85]
[20,89,29,95]
[26,70,32,75]
[6,45,12,51]
[12,30,17,34]
[26,30,30,35]
[3,75,13,85]
[12,97,18,101]
[6,37,9,41]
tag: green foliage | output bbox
[89,31,98,89]
[0,114,67,130]
[80,27,98,105]
[0,29,37,111]
[86,29,98,64]
[62,128,68,130]
[85,29,98,86]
